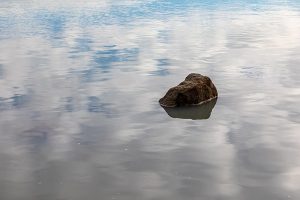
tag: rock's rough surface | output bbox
[159,73,218,107]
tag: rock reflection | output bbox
[162,98,217,120]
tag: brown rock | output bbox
[159,73,218,107]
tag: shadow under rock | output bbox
[161,98,217,120]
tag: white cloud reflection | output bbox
[0,1,300,199]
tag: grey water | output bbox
[0,0,300,200]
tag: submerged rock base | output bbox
[162,98,217,120]
[159,73,218,107]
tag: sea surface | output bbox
[0,1,300,200]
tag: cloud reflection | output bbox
[0,0,300,200]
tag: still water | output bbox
[1,1,300,199]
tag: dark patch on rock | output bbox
[159,73,218,107]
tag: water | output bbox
[1,1,300,199]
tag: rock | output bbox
[159,73,218,107]
[162,98,217,120]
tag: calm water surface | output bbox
[1,1,300,200]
